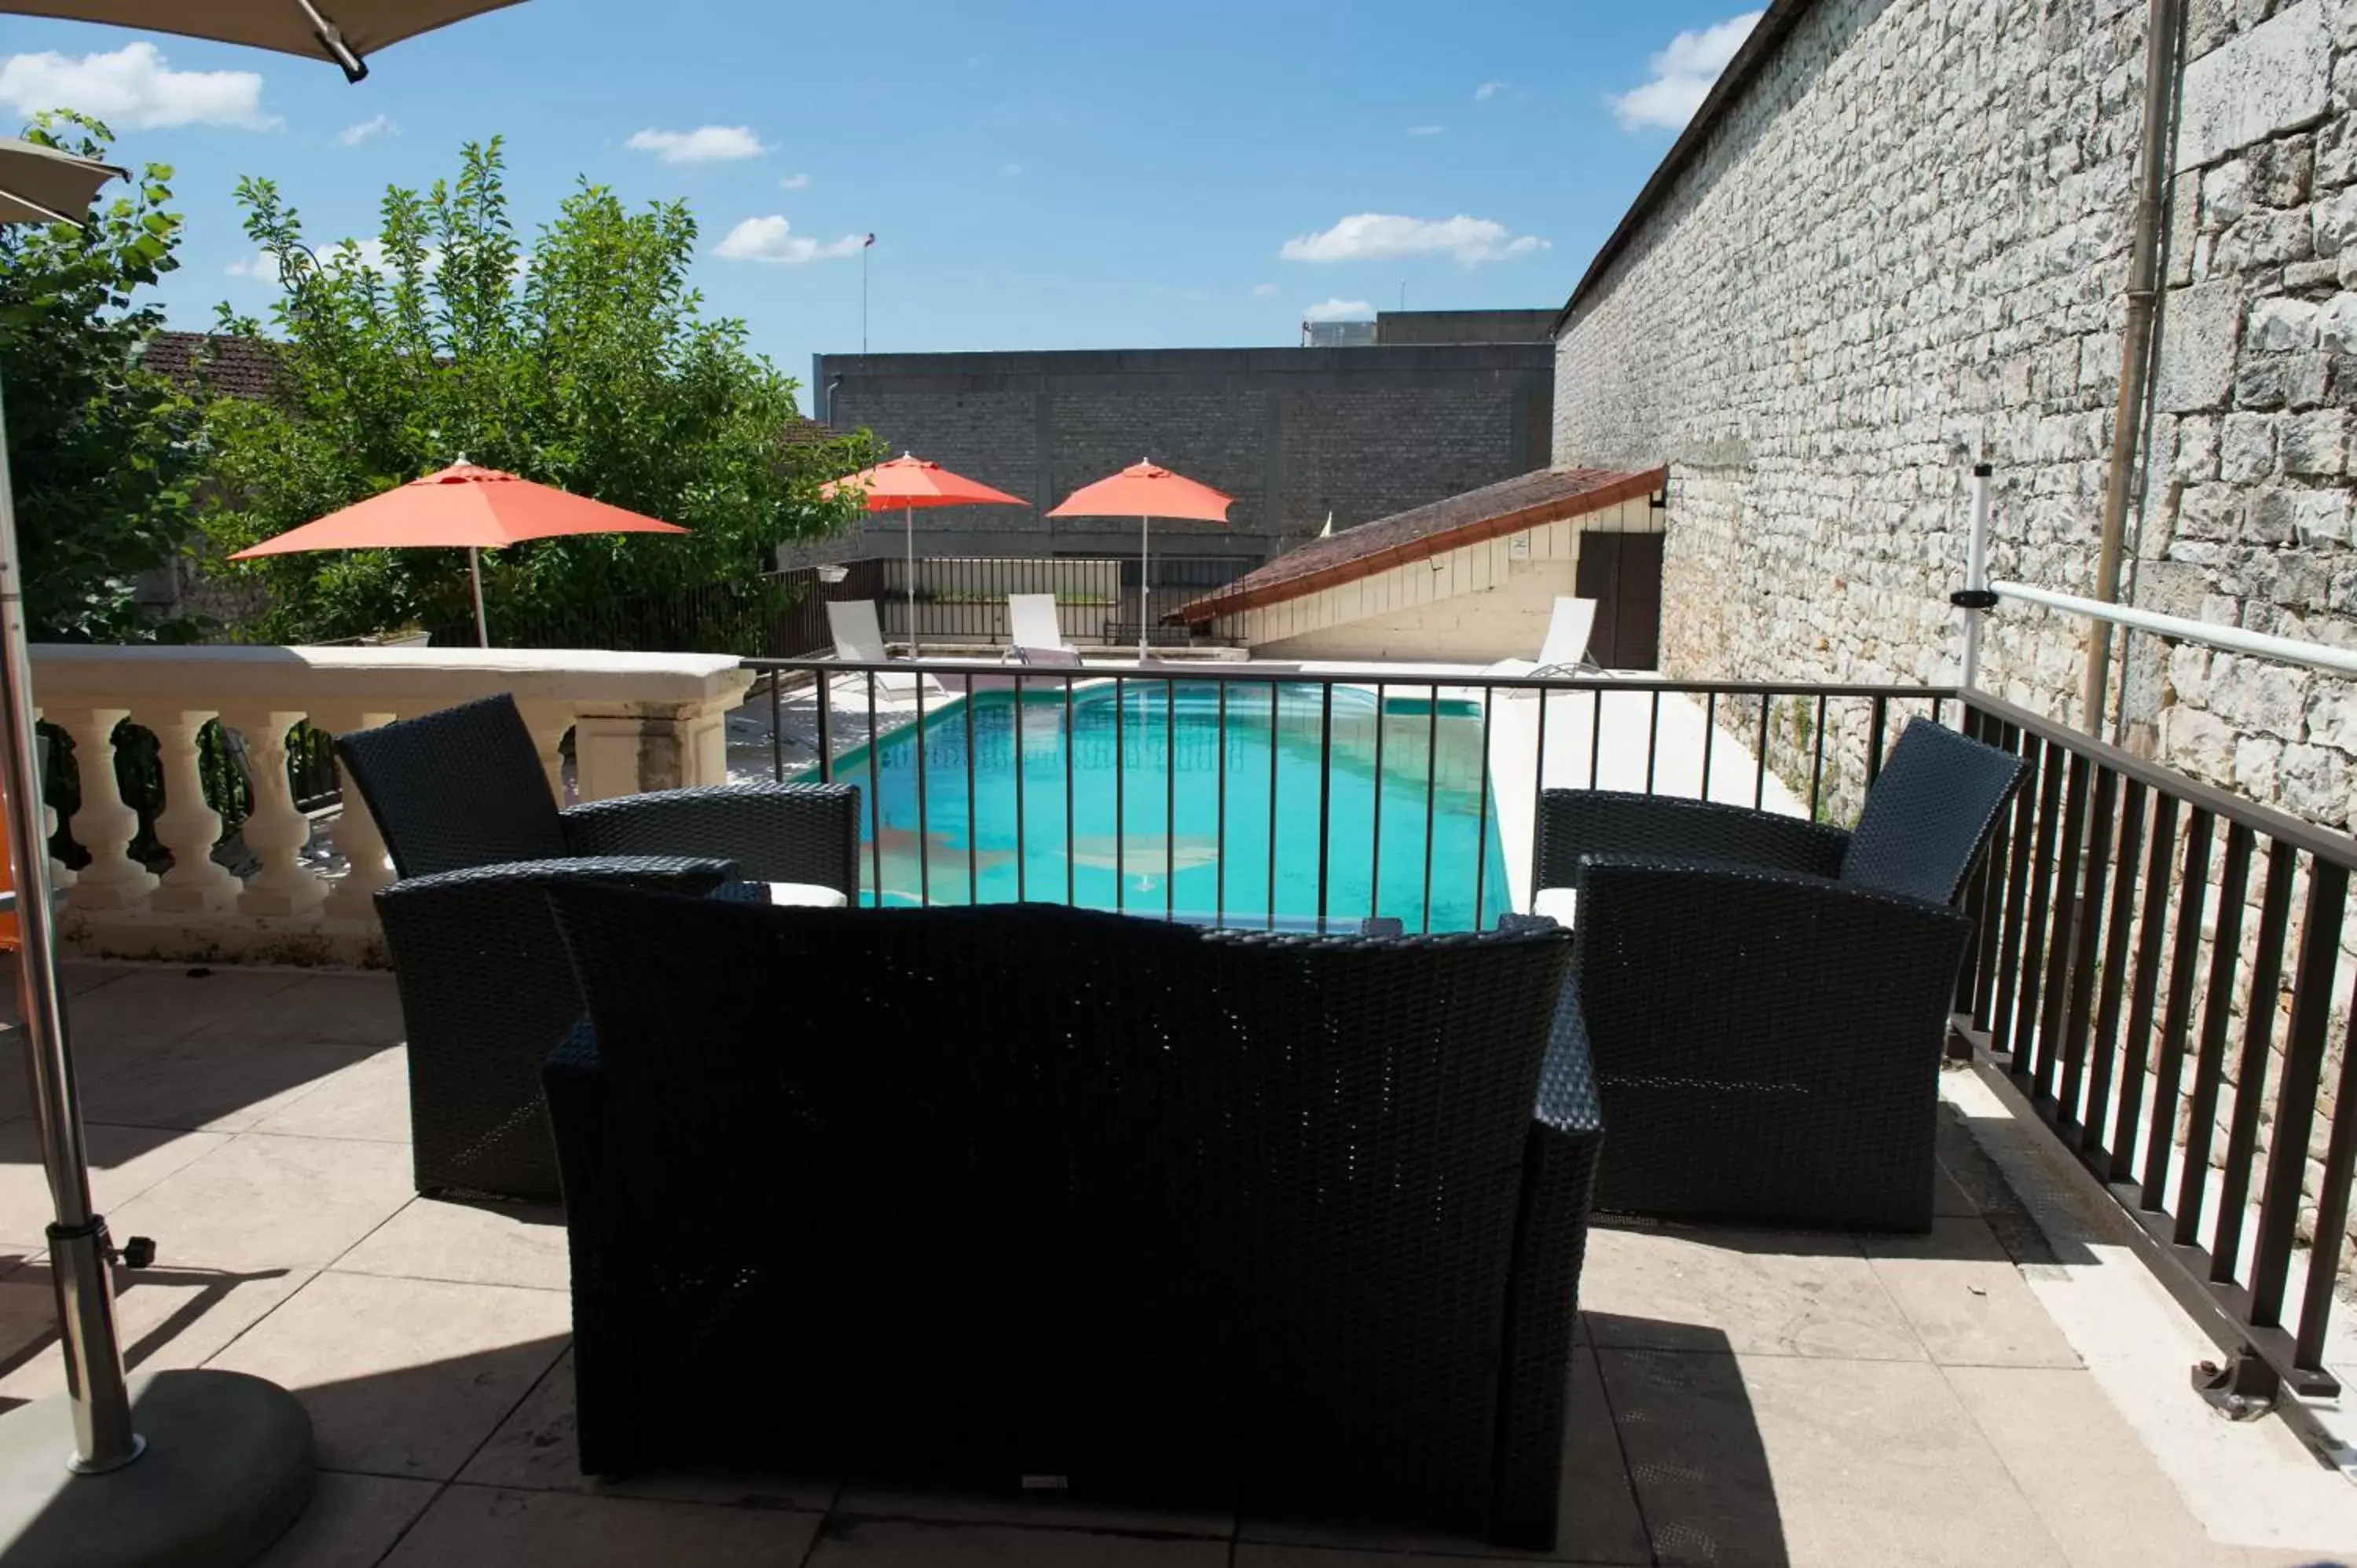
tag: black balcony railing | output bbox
[746,654,2357,1409]
[873,555,1253,647]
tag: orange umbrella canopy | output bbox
[820,452,1028,511]
[1048,460,1233,522]
[230,462,689,557]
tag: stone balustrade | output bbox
[31,643,754,965]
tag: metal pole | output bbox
[905,505,918,658]
[0,379,140,1473]
[2084,0,2186,735]
[861,244,869,357]
[1138,514,1150,661]
[1963,463,1992,690]
[467,546,489,648]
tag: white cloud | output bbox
[625,125,768,164]
[337,113,395,145]
[1280,213,1548,267]
[713,215,867,264]
[778,172,811,189]
[228,238,449,284]
[1473,81,1505,101]
[1301,299,1375,323]
[1609,10,1761,131]
[1252,282,1277,298]
[0,42,277,130]
[1407,124,1445,136]
[225,251,277,280]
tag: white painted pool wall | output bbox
[1208,494,1662,663]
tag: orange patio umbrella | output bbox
[821,452,1028,656]
[233,460,689,646]
[1049,460,1233,658]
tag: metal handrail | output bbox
[1990,580,2357,680]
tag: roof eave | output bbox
[1178,466,1666,624]
[1550,0,1820,338]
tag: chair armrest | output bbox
[1493,975,1606,1549]
[560,783,860,896]
[539,1017,640,1475]
[1535,789,1848,892]
[1572,854,1970,1080]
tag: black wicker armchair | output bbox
[542,892,1603,1551]
[334,693,860,1200]
[1534,718,2026,1230]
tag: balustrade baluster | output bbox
[57,707,154,910]
[314,709,395,921]
[147,710,240,913]
[222,709,330,917]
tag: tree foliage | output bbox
[0,112,202,641]
[198,138,877,645]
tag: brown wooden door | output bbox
[1574,533,1664,670]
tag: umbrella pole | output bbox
[468,546,489,648]
[1138,514,1150,661]
[0,380,139,1474]
[904,506,918,659]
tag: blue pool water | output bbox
[810,681,1512,930]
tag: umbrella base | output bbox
[0,1369,313,1566]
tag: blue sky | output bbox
[2,2,1761,405]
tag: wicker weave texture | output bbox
[376,855,735,1199]
[562,783,860,893]
[1839,719,2032,903]
[335,694,569,877]
[543,892,1601,1548]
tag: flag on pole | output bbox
[864,233,876,247]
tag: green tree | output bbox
[198,137,877,646]
[0,112,202,641]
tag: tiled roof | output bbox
[1175,465,1665,622]
[138,331,286,400]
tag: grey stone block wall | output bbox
[804,346,1553,572]
[1552,0,2357,1290]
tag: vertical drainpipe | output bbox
[2084,0,2188,735]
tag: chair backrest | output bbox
[1006,593,1066,651]
[333,694,569,878]
[827,599,889,662]
[548,888,1572,1500]
[1839,719,2030,904]
[1535,597,1597,670]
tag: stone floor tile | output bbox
[1235,1552,1597,1566]
[1933,1162,1978,1218]
[1945,1365,2243,1568]
[1236,1344,1645,1563]
[383,1485,820,1566]
[205,1269,568,1480]
[335,1196,567,1291]
[0,1262,313,1404]
[250,1047,410,1143]
[104,1132,413,1270]
[73,1035,383,1134]
[252,1471,439,1568]
[0,958,134,1028]
[60,965,308,1049]
[805,1519,1229,1566]
[1599,1348,2066,1567]
[180,973,405,1050]
[1862,1217,2080,1368]
[461,1352,837,1511]
[1581,1225,1926,1361]
[0,1118,229,1249]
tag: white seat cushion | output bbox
[767,882,849,908]
[1532,886,1578,927]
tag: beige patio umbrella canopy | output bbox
[0,8,528,1563]
[5,0,526,77]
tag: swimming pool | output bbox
[812,680,1512,930]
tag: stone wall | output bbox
[808,345,1554,573]
[1551,0,2357,1291]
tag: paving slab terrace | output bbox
[0,958,2349,1568]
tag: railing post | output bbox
[55,709,154,911]
[222,709,330,917]
[146,711,240,914]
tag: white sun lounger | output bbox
[1532,597,1601,676]
[826,599,945,696]
[1006,593,1079,664]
